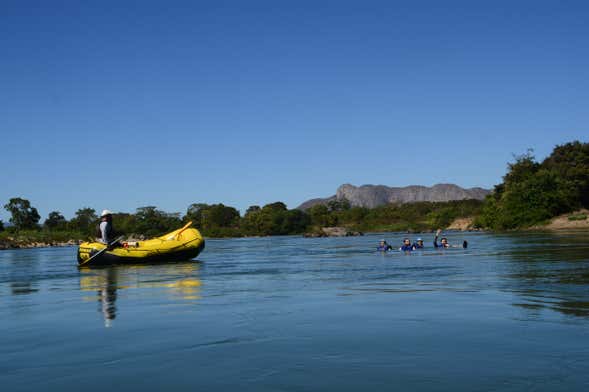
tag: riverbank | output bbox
[2,212,588,251]
[0,241,81,250]
[530,209,589,231]
[0,238,82,250]
[445,212,589,232]
[0,230,85,250]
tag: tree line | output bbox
[0,197,482,239]
[0,199,312,239]
[3,140,583,239]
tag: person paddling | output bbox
[97,210,116,244]
[434,229,468,249]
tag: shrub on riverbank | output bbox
[477,141,589,230]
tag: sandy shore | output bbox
[535,209,589,230]
[446,210,589,232]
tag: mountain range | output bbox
[297,183,490,210]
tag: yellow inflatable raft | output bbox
[77,222,205,267]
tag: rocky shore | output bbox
[446,217,477,231]
[303,227,364,238]
[0,239,82,250]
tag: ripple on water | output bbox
[1,232,589,390]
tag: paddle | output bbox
[78,235,125,267]
[166,221,193,240]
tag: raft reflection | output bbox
[79,262,202,327]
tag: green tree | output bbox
[282,209,310,234]
[327,198,351,212]
[495,170,576,229]
[111,213,137,235]
[135,206,182,236]
[184,203,210,229]
[184,203,244,237]
[201,204,240,229]
[241,202,309,236]
[426,209,455,229]
[341,206,369,224]
[3,197,41,230]
[262,202,288,212]
[542,141,589,207]
[308,204,331,227]
[44,211,67,230]
[503,150,539,187]
[242,205,263,235]
[69,208,98,234]
[245,205,261,215]
[0,220,4,232]
[256,202,289,235]
[478,142,587,230]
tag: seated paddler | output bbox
[97,209,119,247]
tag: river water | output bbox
[1,231,588,391]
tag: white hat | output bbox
[101,209,113,217]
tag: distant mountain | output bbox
[297,183,490,210]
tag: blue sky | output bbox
[1,0,588,221]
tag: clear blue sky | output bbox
[1,0,587,221]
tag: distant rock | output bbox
[298,183,490,210]
[297,196,337,210]
[303,227,364,238]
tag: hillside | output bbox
[298,183,490,210]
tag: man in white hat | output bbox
[98,209,115,244]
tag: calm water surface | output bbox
[1,232,589,391]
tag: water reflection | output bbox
[10,281,39,295]
[79,262,202,327]
[99,268,117,327]
[501,232,589,318]
[5,250,40,296]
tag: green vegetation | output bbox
[3,198,41,230]
[3,140,585,247]
[568,213,587,222]
[306,199,484,233]
[477,141,589,230]
[1,196,482,247]
[44,211,67,230]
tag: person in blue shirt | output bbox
[413,238,425,249]
[400,238,415,251]
[434,229,468,248]
[377,239,393,251]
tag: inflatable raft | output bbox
[77,223,204,267]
